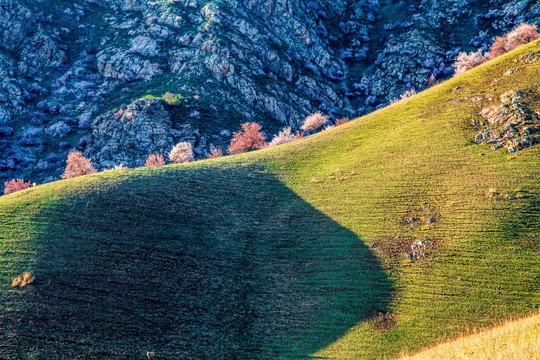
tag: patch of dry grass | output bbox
[400,312,540,360]
[11,272,35,288]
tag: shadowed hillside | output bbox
[0,165,391,359]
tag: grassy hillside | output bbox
[1,41,540,359]
[400,312,540,359]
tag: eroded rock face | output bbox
[87,98,175,168]
[18,29,66,76]
[0,0,35,50]
[160,0,356,126]
[97,48,162,81]
[2,0,540,184]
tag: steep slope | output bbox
[1,41,540,359]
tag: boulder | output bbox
[45,121,71,138]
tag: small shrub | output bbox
[145,154,165,167]
[489,23,540,59]
[113,109,124,120]
[268,127,297,147]
[12,272,35,288]
[169,142,194,164]
[207,146,224,159]
[228,122,267,154]
[370,312,396,331]
[22,272,33,284]
[61,151,97,179]
[390,89,417,104]
[485,187,511,200]
[426,74,437,85]
[103,164,129,172]
[400,88,416,100]
[162,92,175,101]
[335,117,350,126]
[453,49,489,75]
[301,112,329,131]
[4,179,31,195]
[162,92,182,105]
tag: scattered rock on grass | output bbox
[407,240,432,261]
[474,89,539,153]
[503,68,520,76]
[485,188,512,200]
[520,51,540,64]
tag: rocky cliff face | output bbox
[1,0,539,183]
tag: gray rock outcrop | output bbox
[476,90,539,152]
[87,98,175,168]
[2,0,540,184]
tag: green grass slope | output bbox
[1,41,540,359]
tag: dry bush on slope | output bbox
[268,127,297,147]
[451,23,539,76]
[12,272,35,288]
[391,89,417,104]
[4,179,31,195]
[335,117,350,126]
[228,122,267,154]
[169,142,194,164]
[145,154,165,167]
[207,146,224,159]
[489,23,540,59]
[62,151,97,179]
[301,112,329,131]
[453,49,490,75]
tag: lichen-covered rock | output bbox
[87,98,176,168]
[479,90,530,128]
[97,48,162,81]
[17,29,66,77]
[0,0,35,50]
[0,54,24,121]
[475,130,492,144]
[520,51,540,64]
[479,105,524,127]
[476,89,540,153]
[45,121,71,138]
[129,36,159,57]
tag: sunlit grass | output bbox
[400,312,540,360]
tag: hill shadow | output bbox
[1,164,392,359]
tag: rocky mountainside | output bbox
[1,0,539,182]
